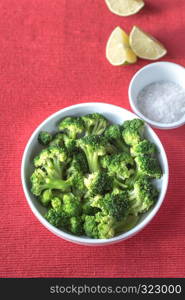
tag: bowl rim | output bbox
[128,61,185,129]
[21,102,169,245]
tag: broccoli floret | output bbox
[39,189,53,206]
[77,135,108,173]
[91,191,130,221]
[50,132,78,154]
[38,131,52,146]
[84,171,112,196]
[115,215,139,234]
[70,171,87,197]
[131,139,157,157]
[90,194,105,211]
[82,113,109,136]
[129,177,158,215]
[34,146,68,175]
[104,124,129,153]
[62,193,81,217]
[82,197,99,215]
[63,135,78,154]
[95,213,115,239]
[45,208,62,227]
[68,216,83,235]
[51,197,62,213]
[101,153,134,180]
[67,152,88,175]
[83,215,99,238]
[58,116,84,139]
[49,133,64,148]
[103,191,130,221]
[45,208,68,228]
[122,119,144,146]
[30,147,74,196]
[135,154,162,179]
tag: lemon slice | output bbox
[106,26,137,66]
[105,0,145,17]
[129,26,167,60]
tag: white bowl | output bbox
[129,62,185,129]
[21,103,169,246]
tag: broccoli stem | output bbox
[87,153,100,173]
[45,178,71,192]
[92,120,105,135]
[82,148,100,173]
[114,178,127,189]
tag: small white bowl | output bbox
[21,103,169,246]
[129,62,185,129]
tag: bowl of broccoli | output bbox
[21,103,169,246]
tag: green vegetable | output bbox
[135,154,162,179]
[49,133,64,148]
[83,215,99,238]
[131,139,157,157]
[77,135,108,173]
[38,131,52,146]
[104,124,129,152]
[84,171,112,196]
[122,118,144,146]
[58,116,84,139]
[129,176,158,215]
[30,115,162,239]
[82,113,109,136]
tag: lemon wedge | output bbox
[106,26,137,66]
[129,26,167,60]
[105,0,145,17]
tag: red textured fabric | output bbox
[0,0,185,278]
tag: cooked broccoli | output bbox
[51,197,62,213]
[39,189,53,206]
[101,153,134,180]
[84,171,112,196]
[135,154,162,179]
[82,113,109,136]
[103,191,130,221]
[33,146,67,174]
[31,168,71,196]
[45,207,69,228]
[95,213,115,239]
[63,135,78,154]
[77,135,108,173]
[38,131,52,146]
[122,118,144,146]
[30,113,163,239]
[91,191,130,221]
[49,133,64,148]
[62,193,81,217]
[45,208,63,227]
[104,124,129,152]
[58,116,84,139]
[131,139,157,157]
[82,197,98,215]
[31,147,72,196]
[67,151,88,175]
[70,171,87,197]
[83,215,99,238]
[68,216,84,235]
[129,177,158,215]
[115,215,139,235]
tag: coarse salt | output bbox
[137,81,185,123]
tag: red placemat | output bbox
[0,0,185,278]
